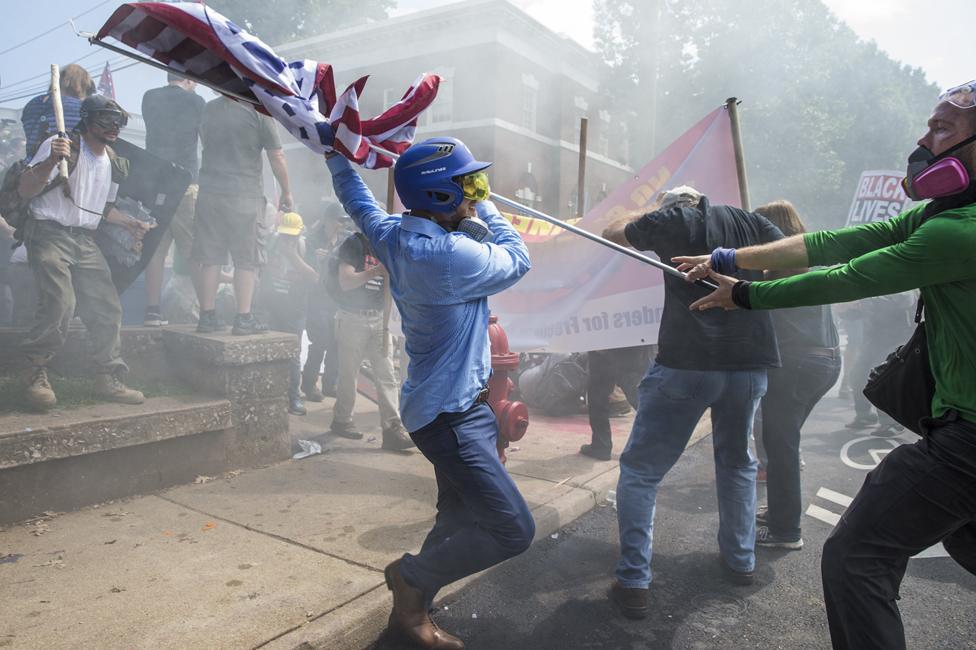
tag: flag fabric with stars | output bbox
[96,2,439,169]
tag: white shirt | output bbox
[29,135,118,229]
[10,245,27,264]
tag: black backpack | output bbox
[518,353,589,416]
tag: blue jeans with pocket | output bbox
[616,363,767,588]
[399,403,536,605]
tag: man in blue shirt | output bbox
[325,137,533,650]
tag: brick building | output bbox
[277,0,633,219]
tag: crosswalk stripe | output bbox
[913,543,950,559]
[806,504,841,526]
[817,487,854,508]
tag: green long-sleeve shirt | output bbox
[748,202,976,423]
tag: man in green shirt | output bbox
[674,84,976,650]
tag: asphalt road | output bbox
[372,394,976,650]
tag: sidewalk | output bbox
[0,395,710,650]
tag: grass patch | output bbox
[0,375,194,413]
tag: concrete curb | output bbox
[265,413,710,650]
[264,466,622,650]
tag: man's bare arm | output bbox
[602,212,643,247]
[266,148,294,210]
[674,234,810,281]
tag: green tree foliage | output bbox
[593,0,937,228]
[205,0,395,47]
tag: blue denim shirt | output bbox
[327,156,531,431]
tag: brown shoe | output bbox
[609,580,648,619]
[26,366,57,411]
[382,426,416,451]
[93,374,145,405]
[384,559,464,649]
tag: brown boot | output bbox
[382,426,416,451]
[93,373,145,405]
[26,366,57,411]
[384,559,464,650]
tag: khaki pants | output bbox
[331,309,402,433]
[21,219,126,373]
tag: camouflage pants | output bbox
[21,218,126,374]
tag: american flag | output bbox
[97,62,116,99]
[96,2,440,169]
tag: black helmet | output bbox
[80,95,128,129]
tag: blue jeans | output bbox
[400,403,536,605]
[616,363,767,588]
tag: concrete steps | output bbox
[0,396,233,524]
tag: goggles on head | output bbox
[940,80,976,109]
[458,171,490,202]
[90,110,128,130]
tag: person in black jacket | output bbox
[601,186,783,619]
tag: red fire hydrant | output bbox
[487,314,529,464]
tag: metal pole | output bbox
[576,117,587,219]
[725,97,751,211]
[84,29,716,290]
[84,35,262,106]
[489,192,718,291]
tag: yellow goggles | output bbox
[459,171,491,202]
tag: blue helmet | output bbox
[394,137,491,214]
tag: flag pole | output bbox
[77,27,716,290]
[76,27,262,107]
[577,117,587,219]
[725,97,751,211]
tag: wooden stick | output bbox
[725,97,751,211]
[49,64,69,180]
[577,117,588,218]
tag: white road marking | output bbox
[816,487,854,508]
[913,543,950,559]
[806,504,841,526]
[840,436,901,470]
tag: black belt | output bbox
[474,386,490,405]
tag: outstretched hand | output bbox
[672,254,711,282]
[688,270,740,311]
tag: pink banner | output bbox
[491,106,741,351]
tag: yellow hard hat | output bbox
[278,211,304,235]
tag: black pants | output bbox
[822,412,976,650]
[762,353,840,538]
[303,297,338,392]
[586,346,652,450]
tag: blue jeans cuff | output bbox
[615,577,650,590]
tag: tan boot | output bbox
[93,373,145,405]
[384,559,464,649]
[26,366,57,411]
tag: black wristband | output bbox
[731,280,753,309]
